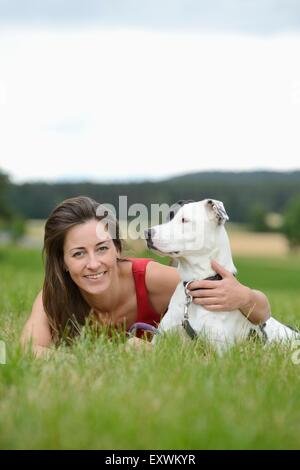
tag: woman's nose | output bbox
[86,254,101,270]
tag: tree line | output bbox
[1,169,300,247]
[5,170,300,223]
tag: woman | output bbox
[21,196,270,356]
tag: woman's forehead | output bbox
[64,220,111,247]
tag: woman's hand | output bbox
[187,260,270,324]
[187,260,251,312]
[125,337,153,352]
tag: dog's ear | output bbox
[206,199,229,225]
[166,200,195,222]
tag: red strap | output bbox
[129,258,161,327]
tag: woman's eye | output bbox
[73,251,84,258]
[97,245,109,252]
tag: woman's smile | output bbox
[83,271,107,281]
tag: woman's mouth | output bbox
[84,271,107,280]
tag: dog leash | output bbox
[182,280,198,340]
[127,322,160,337]
[182,274,222,340]
[128,274,223,341]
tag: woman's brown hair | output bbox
[42,196,122,344]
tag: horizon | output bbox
[7,167,300,186]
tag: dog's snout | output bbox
[145,228,155,240]
[145,228,156,248]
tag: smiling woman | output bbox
[63,222,118,295]
[21,196,180,353]
[20,196,271,357]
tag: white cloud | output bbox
[0,27,300,182]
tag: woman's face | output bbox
[63,219,119,295]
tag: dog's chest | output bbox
[159,282,254,343]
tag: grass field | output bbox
[0,245,300,449]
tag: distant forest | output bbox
[7,171,300,222]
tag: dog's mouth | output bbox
[146,239,180,256]
[146,238,155,249]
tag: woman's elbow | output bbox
[250,290,271,324]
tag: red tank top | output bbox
[128,258,162,333]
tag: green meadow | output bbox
[0,245,300,449]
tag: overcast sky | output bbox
[1,1,300,34]
[0,1,300,183]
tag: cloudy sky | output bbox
[0,1,300,183]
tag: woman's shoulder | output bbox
[144,261,180,316]
[144,260,180,295]
[121,257,156,273]
[119,256,180,293]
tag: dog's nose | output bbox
[144,228,156,248]
[144,228,155,240]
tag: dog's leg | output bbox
[262,317,300,342]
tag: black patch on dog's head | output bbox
[166,199,195,222]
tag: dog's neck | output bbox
[175,226,236,282]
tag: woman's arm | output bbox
[20,290,54,357]
[144,259,270,325]
[145,261,180,315]
[187,260,270,324]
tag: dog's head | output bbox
[145,199,229,257]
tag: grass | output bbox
[0,245,300,449]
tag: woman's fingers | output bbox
[187,280,221,291]
[192,299,224,311]
[193,297,221,306]
[188,288,219,298]
[125,337,153,352]
[203,305,224,312]
[211,260,232,278]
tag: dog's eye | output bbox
[181,217,189,223]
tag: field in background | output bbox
[227,224,289,257]
[24,220,290,257]
[0,245,300,449]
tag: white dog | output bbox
[146,199,299,352]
